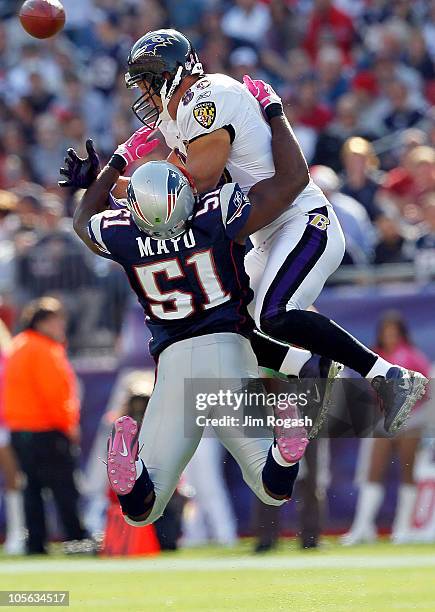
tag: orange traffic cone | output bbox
[102,497,160,557]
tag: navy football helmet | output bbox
[125,29,203,129]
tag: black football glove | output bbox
[58,139,100,189]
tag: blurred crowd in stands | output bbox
[0,0,434,350]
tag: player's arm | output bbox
[237,78,309,240]
[73,163,121,255]
[184,129,232,193]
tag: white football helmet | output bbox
[127,161,195,240]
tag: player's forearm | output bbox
[247,116,308,210]
[73,165,120,249]
[112,176,129,199]
[269,114,310,199]
[239,116,309,240]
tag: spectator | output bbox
[304,0,356,63]
[311,164,375,264]
[15,196,100,350]
[381,146,435,222]
[23,72,56,117]
[182,435,238,548]
[342,311,431,545]
[422,0,435,60]
[383,79,425,134]
[341,137,382,221]
[403,29,435,82]
[317,45,349,108]
[0,189,17,242]
[351,71,386,136]
[373,214,413,265]
[228,46,262,83]
[263,0,300,56]
[414,192,435,280]
[292,77,333,133]
[252,440,329,551]
[313,93,377,172]
[221,0,271,47]
[30,114,67,187]
[2,297,89,554]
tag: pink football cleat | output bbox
[107,416,140,495]
[274,401,309,463]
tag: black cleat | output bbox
[372,366,429,434]
[299,355,343,439]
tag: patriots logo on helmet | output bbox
[127,183,153,227]
[227,189,250,225]
[132,33,178,59]
[166,169,185,223]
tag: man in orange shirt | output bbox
[3,297,88,554]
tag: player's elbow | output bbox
[72,211,83,238]
[73,208,90,245]
[294,161,310,192]
[278,163,309,203]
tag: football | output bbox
[19,0,65,39]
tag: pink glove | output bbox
[114,126,160,170]
[243,74,282,112]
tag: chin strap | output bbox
[159,66,183,122]
[159,60,204,123]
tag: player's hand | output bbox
[59,139,100,189]
[113,126,160,170]
[243,75,283,117]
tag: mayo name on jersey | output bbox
[88,183,253,357]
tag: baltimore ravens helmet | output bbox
[126,161,195,240]
[125,29,203,129]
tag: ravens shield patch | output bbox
[193,101,216,129]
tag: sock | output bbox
[250,330,311,376]
[349,482,383,534]
[365,357,393,379]
[262,446,299,498]
[5,490,24,539]
[392,484,417,538]
[280,346,312,377]
[261,310,378,377]
[117,460,155,518]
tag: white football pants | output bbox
[128,333,286,527]
[245,195,345,329]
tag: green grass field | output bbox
[1,539,435,611]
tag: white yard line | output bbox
[1,554,435,574]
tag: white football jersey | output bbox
[159,73,325,242]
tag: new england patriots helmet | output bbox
[125,29,203,129]
[127,161,195,240]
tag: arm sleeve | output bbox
[178,89,239,143]
[219,183,252,240]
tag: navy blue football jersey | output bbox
[88,183,254,357]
